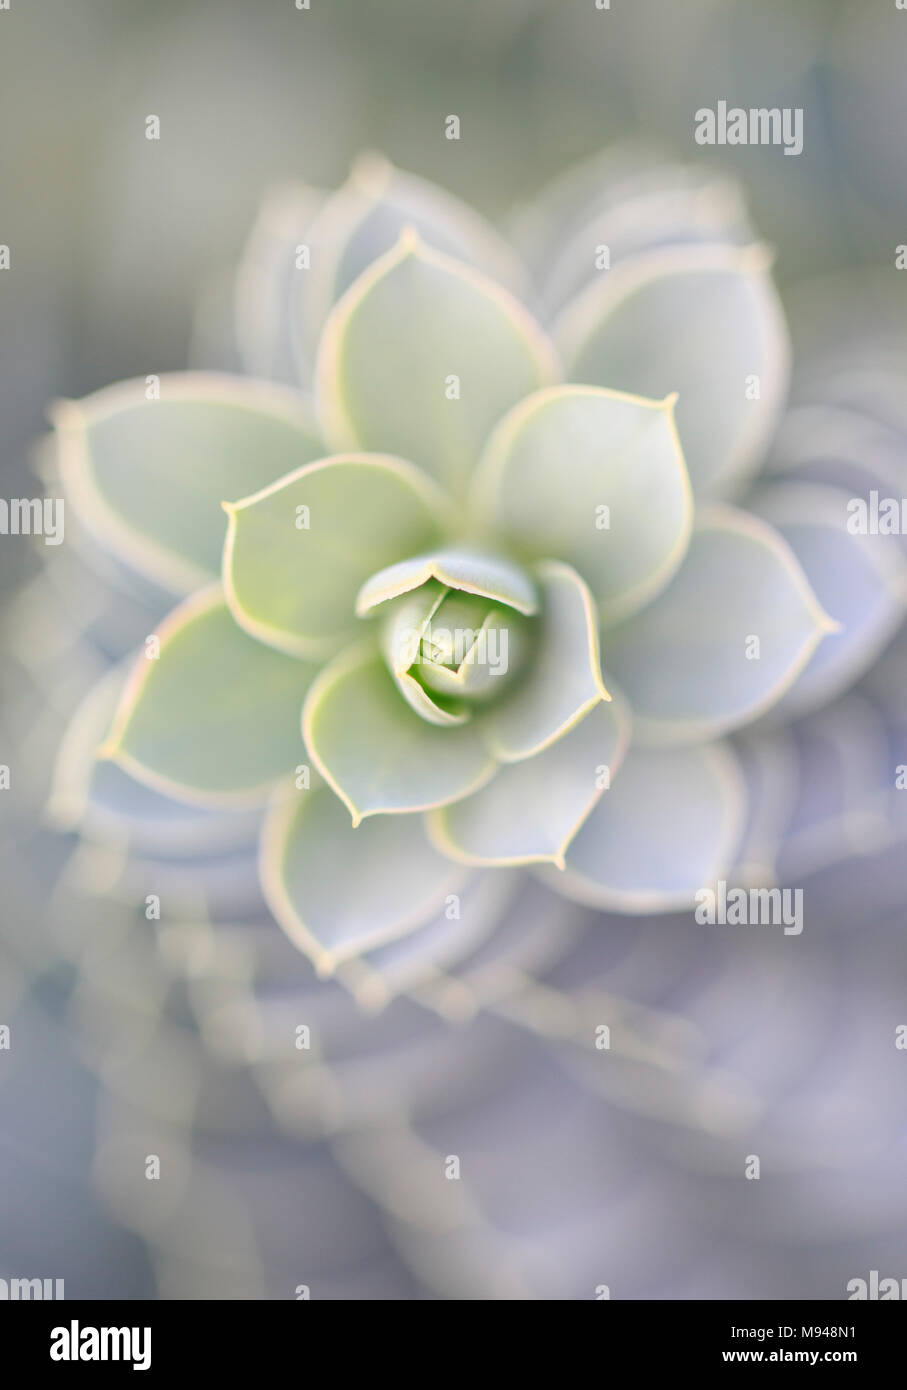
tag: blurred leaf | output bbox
[547,742,745,912]
[105,587,316,803]
[259,783,469,972]
[556,244,790,499]
[603,506,836,744]
[54,374,324,593]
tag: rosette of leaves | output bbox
[53,153,896,991]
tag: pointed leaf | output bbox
[104,586,316,804]
[430,699,630,867]
[224,453,450,659]
[54,374,324,593]
[603,506,836,745]
[302,645,497,824]
[749,483,907,718]
[556,244,790,499]
[259,783,469,972]
[481,560,610,761]
[547,742,745,912]
[316,233,558,498]
[473,386,692,622]
[356,547,537,616]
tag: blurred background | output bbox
[1,0,906,1299]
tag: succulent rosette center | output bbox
[356,549,535,724]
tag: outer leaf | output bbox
[749,483,907,718]
[302,644,497,824]
[547,742,745,913]
[53,374,324,593]
[356,548,537,616]
[556,244,790,499]
[473,386,692,622]
[340,870,520,1006]
[603,506,836,745]
[223,453,450,659]
[316,232,559,497]
[103,586,317,804]
[48,664,261,854]
[481,561,610,761]
[297,155,527,370]
[259,783,469,973]
[429,698,631,868]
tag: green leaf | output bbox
[556,244,790,499]
[302,644,497,824]
[53,374,324,593]
[380,584,471,727]
[259,782,470,973]
[429,698,630,867]
[481,561,610,761]
[356,547,538,616]
[603,506,837,745]
[103,586,317,804]
[316,232,559,498]
[224,453,450,659]
[473,386,692,622]
[749,483,907,719]
[546,742,745,912]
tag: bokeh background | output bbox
[2,0,906,1299]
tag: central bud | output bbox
[355,549,537,726]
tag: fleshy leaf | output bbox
[556,244,790,499]
[234,181,326,385]
[481,561,610,761]
[749,483,907,718]
[297,154,527,371]
[429,698,630,867]
[224,453,450,659]
[302,645,497,823]
[356,548,537,616]
[53,374,324,593]
[547,742,745,912]
[603,506,836,745]
[103,586,316,804]
[473,387,692,622]
[380,584,471,726]
[48,664,261,854]
[260,783,469,973]
[316,232,559,497]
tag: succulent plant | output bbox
[48,154,871,989]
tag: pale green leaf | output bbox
[546,742,745,912]
[53,374,324,593]
[429,698,631,867]
[481,560,610,761]
[104,586,317,804]
[603,506,836,745]
[316,232,558,497]
[224,453,450,659]
[749,483,907,718]
[302,644,497,823]
[259,783,469,973]
[473,386,692,622]
[356,547,537,616]
[556,244,790,499]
